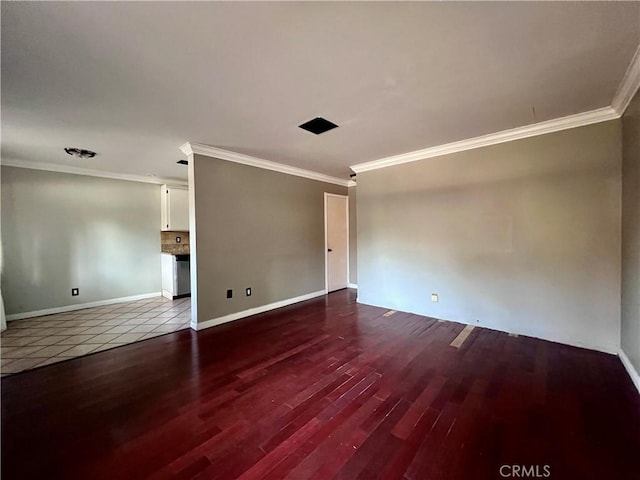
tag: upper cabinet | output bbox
[161,185,189,231]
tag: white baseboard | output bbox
[162,290,174,300]
[348,283,358,289]
[6,292,162,321]
[619,348,640,395]
[192,290,327,331]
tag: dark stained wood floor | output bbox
[2,289,640,479]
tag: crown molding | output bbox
[350,106,619,174]
[179,142,351,187]
[188,44,640,179]
[178,142,194,157]
[612,44,640,116]
[0,158,187,186]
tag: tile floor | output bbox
[1,296,191,376]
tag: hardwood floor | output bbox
[2,289,639,479]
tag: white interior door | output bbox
[325,193,349,292]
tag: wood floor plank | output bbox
[2,289,640,479]
[450,325,475,348]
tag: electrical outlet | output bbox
[176,236,181,243]
[246,287,252,296]
[226,289,233,299]
[72,288,79,296]
[431,293,438,302]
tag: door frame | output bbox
[324,192,350,292]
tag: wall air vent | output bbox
[177,160,188,165]
[298,117,339,135]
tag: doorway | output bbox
[324,193,349,292]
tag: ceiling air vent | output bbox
[64,147,96,159]
[298,117,338,135]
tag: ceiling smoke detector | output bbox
[64,147,96,159]
[298,117,339,135]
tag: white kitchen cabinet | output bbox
[161,253,191,299]
[161,185,189,231]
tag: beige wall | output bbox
[622,89,640,373]
[349,186,357,285]
[1,167,161,316]
[191,154,347,324]
[357,121,622,352]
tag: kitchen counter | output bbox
[162,251,189,260]
[161,246,190,255]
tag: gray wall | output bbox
[622,89,640,373]
[357,121,622,353]
[349,186,357,285]
[1,167,161,316]
[191,154,347,323]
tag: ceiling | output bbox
[2,2,639,182]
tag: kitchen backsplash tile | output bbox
[161,231,190,254]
